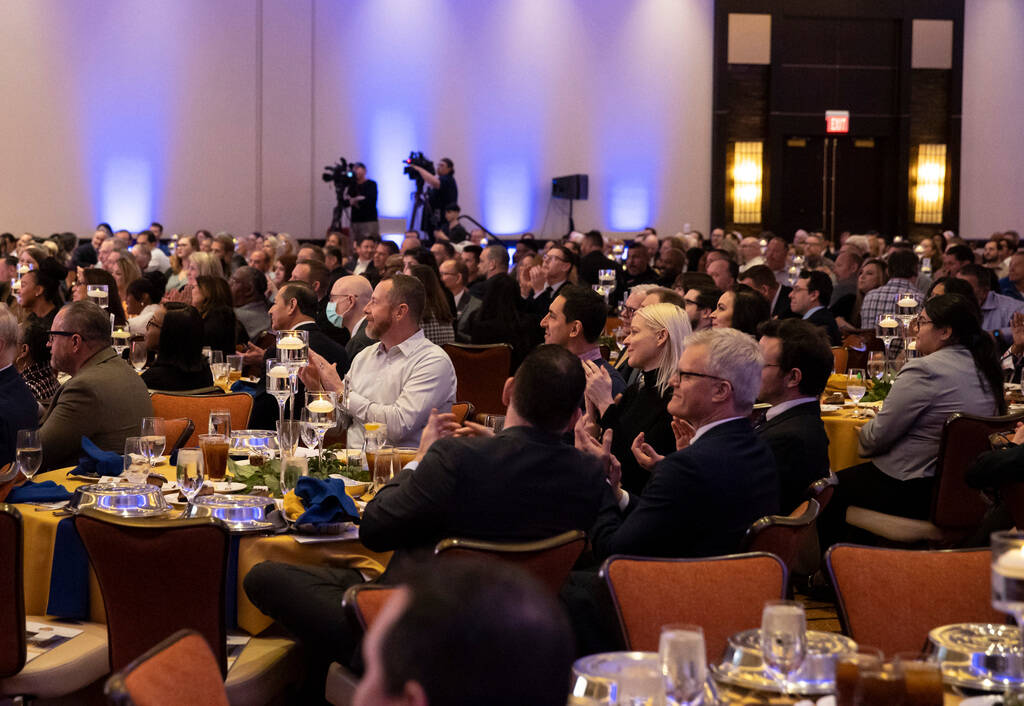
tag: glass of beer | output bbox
[372,446,399,494]
[227,354,243,385]
[893,653,943,706]
[199,433,229,481]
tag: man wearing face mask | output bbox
[326,275,375,359]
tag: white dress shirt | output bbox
[353,259,372,276]
[342,329,457,449]
[765,396,818,421]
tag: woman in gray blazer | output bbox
[823,294,1005,536]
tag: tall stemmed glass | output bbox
[660,624,707,706]
[176,448,204,518]
[875,313,903,373]
[139,417,166,467]
[305,391,337,468]
[130,339,148,372]
[266,358,293,428]
[276,329,309,421]
[111,323,131,355]
[280,455,308,524]
[991,531,1024,704]
[15,429,41,483]
[847,369,867,418]
[896,292,920,360]
[761,600,807,696]
[598,269,616,305]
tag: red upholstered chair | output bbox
[601,552,787,660]
[104,630,229,706]
[845,411,1024,544]
[826,544,1002,655]
[342,584,401,637]
[74,509,298,705]
[149,392,254,447]
[0,504,109,701]
[434,530,586,595]
[442,343,512,415]
[741,499,821,577]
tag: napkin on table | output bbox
[293,477,359,527]
[7,481,74,504]
[71,437,123,478]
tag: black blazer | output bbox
[804,307,842,346]
[591,418,779,561]
[295,321,350,375]
[360,425,616,574]
[757,401,830,513]
[0,367,39,468]
[773,285,797,319]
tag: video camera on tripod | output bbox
[322,157,356,193]
[403,151,434,189]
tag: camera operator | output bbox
[344,162,379,239]
[409,157,458,233]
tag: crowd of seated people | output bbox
[4,222,1024,702]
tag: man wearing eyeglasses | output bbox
[39,301,153,471]
[588,327,779,559]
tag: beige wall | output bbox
[961,0,1024,237]
[0,0,713,240]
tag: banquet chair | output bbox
[826,544,1001,654]
[150,392,254,447]
[434,530,586,595]
[163,418,194,458]
[74,509,298,706]
[601,552,787,659]
[0,504,109,702]
[807,475,837,515]
[845,411,1024,544]
[442,343,512,415]
[326,585,403,705]
[741,499,821,578]
[104,629,229,706]
[451,401,474,425]
[831,347,849,375]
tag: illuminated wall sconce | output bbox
[913,144,946,224]
[730,141,763,224]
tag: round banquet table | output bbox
[17,466,391,635]
[821,406,870,471]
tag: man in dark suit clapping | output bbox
[589,327,780,560]
[756,318,833,512]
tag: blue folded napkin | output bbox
[8,480,74,504]
[71,437,123,477]
[294,477,359,526]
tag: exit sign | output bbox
[826,110,850,134]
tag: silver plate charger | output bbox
[711,629,856,695]
[229,430,279,457]
[187,493,277,532]
[570,651,717,705]
[928,622,1024,691]
[70,483,171,517]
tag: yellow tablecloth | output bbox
[17,467,391,635]
[822,407,869,471]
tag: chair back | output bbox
[806,476,836,515]
[434,530,586,595]
[741,499,820,572]
[1004,482,1024,530]
[163,418,194,458]
[451,401,475,425]
[104,629,229,706]
[441,343,512,415]
[831,347,849,375]
[826,544,1001,654]
[0,504,25,679]
[601,552,787,659]
[933,411,1024,529]
[150,392,254,447]
[342,585,400,636]
[74,509,230,674]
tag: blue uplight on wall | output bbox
[100,157,153,232]
[369,109,419,219]
[482,159,532,234]
[608,177,651,231]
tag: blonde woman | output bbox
[165,250,223,304]
[581,302,692,494]
[110,252,142,303]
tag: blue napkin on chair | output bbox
[71,437,123,478]
[294,477,359,526]
[7,480,74,504]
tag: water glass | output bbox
[175,448,205,505]
[209,409,231,436]
[15,429,41,481]
[280,455,307,497]
[760,600,807,696]
[129,338,148,372]
[201,346,213,365]
[139,417,166,465]
[847,368,867,418]
[276,420,302,458]
[123,437,150,484]
[660,623,707,706]
[299,409,318,448]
